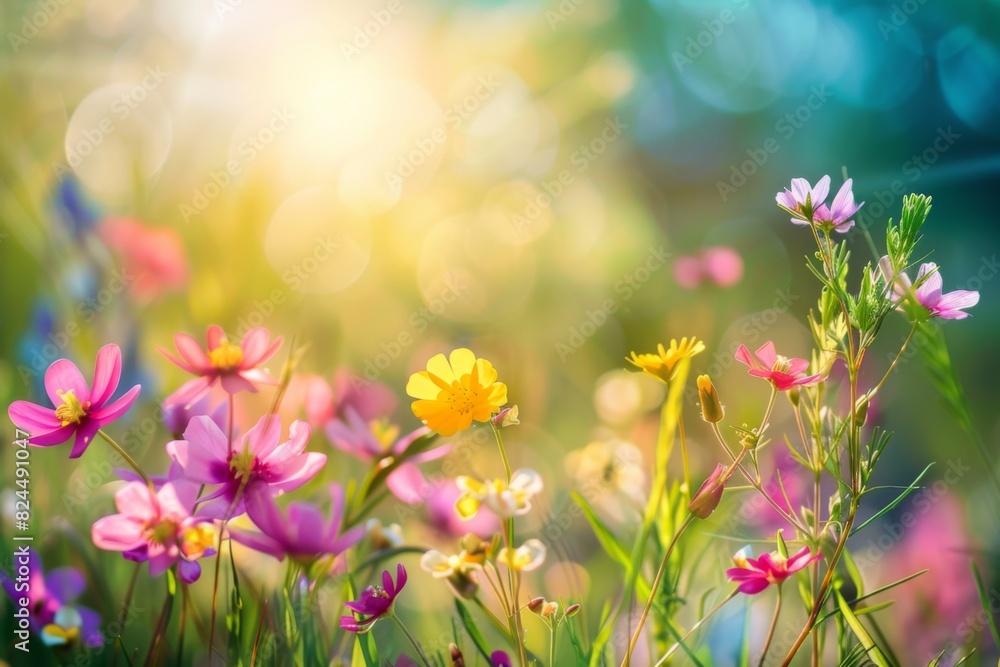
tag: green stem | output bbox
[98,429,153,491]
[758,585,783,667]
[654,589,739,666]
[391,613,431,667]
[549,619,557,667]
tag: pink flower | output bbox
[91,481,215,577]
[331,369,398,421]
[229,484,364,563]
[673,247,744,289]
[426,481,500,539]
[162,393,226,440]
[166,415,326,519]
[735,342,824,391]
[726,546,820,594]
[879,257,979,320]
[8,344,141,458]
[324,409,443,504]
[776,176,830,223]
[812,179,863,233]
[98,217,188,301]
[159,325,282,407]
[340,564,407,632]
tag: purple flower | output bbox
[324,408,443,504]
[1,548,103,647]
[8,344,141,458]
[229,484,364,563]
[880,257,979,320]
[813,178,863,233]
[776,176,829,224]
[166,415,326,519]
[491,650,512,667]
[162,393,226,440]
[339,564,407,633]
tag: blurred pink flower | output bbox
[8,344,141,458]
[340,564,407,633]
[735,341,824,391]
[727,546,820,594]
[325,409,442,504]
[91,481,214,577]
[426,481,499,538]
[166,415,326,519]
[282,373,336,427]
[98,217,188,300]
[673,247,744,289]
[159,325,281,406]
[162,393,226,440]
[331,369,398,421]
[230,484,364,563]
[879,257,979,320]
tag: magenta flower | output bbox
[726,546,820,594]
[229,484,364,563]
[8,344,141,458]
[426,481,500,538]
[325,408,443,504]
[491,651,512,667]
[166,415,326,519]
[735,342,824,391]
[91,481,216,577]
[879,257,979,320]
[812,178,863,233]
[776,176,829,224]
[1,548,103,647]
[340,564,407,633]
[159,325,281,407]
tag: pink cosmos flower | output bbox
[0,548,103,647]
[166,415,326,519]
[98,217,188,301]
[159,325,282,407]
[340,564,407,632]
[674,247,744,289]
[727,546,821,594]
[735,342,825,391]
[776,176,830,223]
[8,344,141,458]
[91,481,216,578]
[229,484,364,563]
[812,179,863,233]
[879,257,979,320]
[325,408,444,504]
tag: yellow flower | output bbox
[626,337,706,384]
[497,539,547,572]
[406,348,508,436]
[455,469,542,520]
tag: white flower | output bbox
[497,539,547,572]
[455,468,543,520]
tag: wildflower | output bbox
[491,651,512,667]
[775,175,830,223]
[8,344,141,458]
[159,325,281,406]
[340,564,408,633]
[229,485,364,563]
[497,539,547,571]
[735,341,824,391]
[91,481,215,577]
[405,348,508,436]
[696,374,724,423]
[673,246,744,289]
[324,409,444,504]
[366,519,404,551]
[626,337,705,384]
[879,257,979,320]
[426,482,500,538]
[455,469,543,520]
[688,463,726,519]
[166,415,326,519]
[565,439,646,513]
[0,548,103,647]
[812,179,863,233]
[420,537,488,597]
[97,217,188,300]
[726,546,821,594]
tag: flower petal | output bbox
[44,359,90,407]
[89,344,123,408]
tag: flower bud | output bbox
[688,463,726,519]
[450,643,466,667]
[565,603,581,617]
[527,596,546,613]
[540,601,559,617]
[696,375,724,423]
[788,385,801,407]
[492,405,520,428]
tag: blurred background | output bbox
[1,0,999,663]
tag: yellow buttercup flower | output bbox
[626,337,706,384]
[406,348,508,436]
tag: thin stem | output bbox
[679,415,691,497]
[144,577,175,667]
[111,563,141,667]
[473,595,515,641]
[654,588,739,665]
[98,429,153,491]
[391,613,431,667]
[176,584,188,667]
[549,619,557,667]
[621,514,695,667]
[491,421,513,483]
[758,586,783,667]
[869,320,918,398]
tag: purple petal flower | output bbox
[880,258,979,320]
[339,564,407,633]
[775,176,830,224]
[813,178,864,233]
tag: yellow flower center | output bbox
[230,449,256,481]
[445,383,479,416]
[771,355,792,374]
[181,524,217,560]
[145,519,179,546]
[208,341,244,371]
[370,585,390,599]
[42,623,80,645]
[54,390,89,426]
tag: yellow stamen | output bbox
[208,341,244,371]
[54,390,89,427]
[145,519,179,546]
[771,355,792,374]
[230,449,256,481]
[181,524,218,560]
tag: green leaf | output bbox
[775,529,788,558]
[835,591,891,667]
[455,598,492,664]
[352,631,378,667]
[572,491,630,568]
[971,561,1000,652]
[818,569,927,624]
[851,463,934,535]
